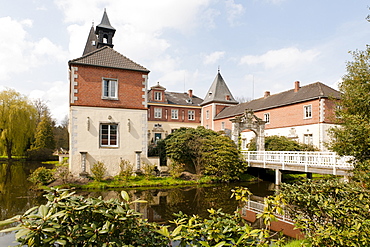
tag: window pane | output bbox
[103,80,109,97]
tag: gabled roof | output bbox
[82,26,98,56]
[201,72,238,106]
[215,82,341,120]
[69,46,149,72]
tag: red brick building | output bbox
[201,74,340,151]
[68,10,150,176]
[147,82,203,143]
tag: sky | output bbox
[1,0,369,124]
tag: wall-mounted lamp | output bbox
[108,115,112,120]
[86,117,90,131]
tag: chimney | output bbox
[294,81,300,92]
[188,89,193,98]
[264,91,270,98]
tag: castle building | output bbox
[147,82,203,143]
[201,74,340,151]
[68,10,149,176]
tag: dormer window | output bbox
[154,91,162,101]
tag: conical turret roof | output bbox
[201,72,238,106]
[96,9,115,31]
[82,25,98,56]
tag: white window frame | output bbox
[264,113,270,124]
[100,123,118,147]
[304,105,312,119]
[206,110,210,119]
[102,78,118,99]
[221,122,225,130]
[188,110,195,120]
[154,108,162,118]
[154,91,162,101]
[171,109,178,119]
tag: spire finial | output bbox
[218,65,220,73]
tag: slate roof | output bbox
[82,26,98,56]
[148,90,203,106]
[201,72,238,106]
[214,82,341,120]
[69,46,149,72]
[96,10,116,31]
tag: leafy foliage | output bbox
[33,114,55,150]
[281,179,370,246]
[28,167,54,185]
[328,46,370,162]
[165,126,246,181]
[0,89,37,159]
[119,159,133,180]
[247,135,318,151]
[157,187,286,247]
[91,161,107,182]
[0,188,167,246]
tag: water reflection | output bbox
[0,160,276,246]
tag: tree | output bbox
[247,135,318,151]
[165,126,246,181]
[53,115,69,151]
[0,89,37,159]
[328,46,370,162]
[33,114,55,150]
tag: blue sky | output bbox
[1,0,369,123]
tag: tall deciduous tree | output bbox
[329,46,370,163]
[0,89,37,159]
[33,114,56,150]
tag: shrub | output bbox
[142,162,155,178]
[0,188,168,246]
[28,166,54,185]
[91,161,107,182]
[54,162,71,183]
[26,148,54,161]
[119,159,133,180]
[168,162,184,178]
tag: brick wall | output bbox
[148,105,201,123]
[70,64,148,110]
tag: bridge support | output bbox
[275,169,282,185]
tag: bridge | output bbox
[241,151,354,185]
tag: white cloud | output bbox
[0,17,68,82]
[240,47,320,69]
[203,51,226,65]
[225,0,245,26]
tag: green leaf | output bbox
[171,225,182,237]
[0,226,25,233]
[39,205,48,217]
[55,239,67,245]
[42,228,56,232]
[121,191,130,202]
[15,228,31,239]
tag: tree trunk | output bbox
[5,138,12,160]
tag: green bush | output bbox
[28,166,54,185]
[142,162,155,178]
[54,162,71,183]
[168,162,184,178]
[91,161,107,182]
[0,188,168,246]
[26,148,54,161]
[119,159,133,180]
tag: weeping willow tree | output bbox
[0,89,37,159]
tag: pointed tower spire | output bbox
[82,24,98,56]
[200,71,238,106]
[95,9,116,49]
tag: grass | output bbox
[56,174,258,190]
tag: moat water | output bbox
[0,161,276,246]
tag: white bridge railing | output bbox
[241,151,353,174]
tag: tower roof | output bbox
[82,25,98,56]
[200,72,238,106]
[96,9,116,31]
